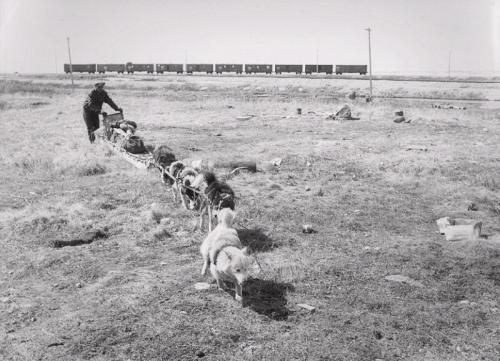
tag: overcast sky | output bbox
[1,0,499,75]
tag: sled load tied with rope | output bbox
[98,112,150,168]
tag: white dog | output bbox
[178,167,199,210]
[200,208,250,302]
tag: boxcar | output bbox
[244,64,272,74]
[186,64,214,74]
[125,63,154,74]
[335,65,367,75]
[156,64,184,74]
[64,64,96,73]
[305,64,333,74]
[97,64,125,73]
[275,64,302,74]
[215,64,243,74]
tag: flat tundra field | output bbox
[1,74,499,361]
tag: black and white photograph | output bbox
[1,0,499,360]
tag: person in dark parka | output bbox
[83,82,122,143]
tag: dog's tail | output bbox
[218,208,236,227]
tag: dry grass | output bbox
[0,74,499,361]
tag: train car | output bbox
[215,64,243,74]
[304,64,333,74]
[125,63,154,74]
[186,64,214,74]
[64,64,96,73]
[275,64,302,74]
[156,64,184,74]
[244,64,272,74]
[335,65,367,75]
[97,64,125,73]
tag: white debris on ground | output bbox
[194,282,212,290]
[384,275,424,288]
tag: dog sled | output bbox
[97,112,153,169]
[96,112,236,232]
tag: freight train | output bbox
[64,63,367,75]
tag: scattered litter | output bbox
[326,105,360,120]
[432,104,467,110]
[214,133,222,137]
[159,218,171,226]
[348,91,357,100]
[436,217,483,241]
[236,115,254,121]
[467,203,479,211]
[200,87,208,91]
[458,300,470,305]
[302,224,317,234]
[226,105,234,109]
[304,185,311,191]
[224,161,257,173]
[296,108,302,115]
[436,217,452,234]
[47,342,65,347]
[52,229,108,248]
[195,350,206,358]
[444,222,482,241]
[187,146,201,152]
[393,116,406,123]
[271,157,282,166]
[297,303,316,313]
[394,110,404,116]
[385,275,424,288]
[194,282,212,290]
[406,145,428,152]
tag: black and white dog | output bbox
[161,160,187,203]
[194,171,236,232]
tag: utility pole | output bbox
[365,27,373,100]
[66,37,74,89]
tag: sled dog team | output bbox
[162,161,250,302]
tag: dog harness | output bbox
[212,245,233,266]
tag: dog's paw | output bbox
[235,294,243,302]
